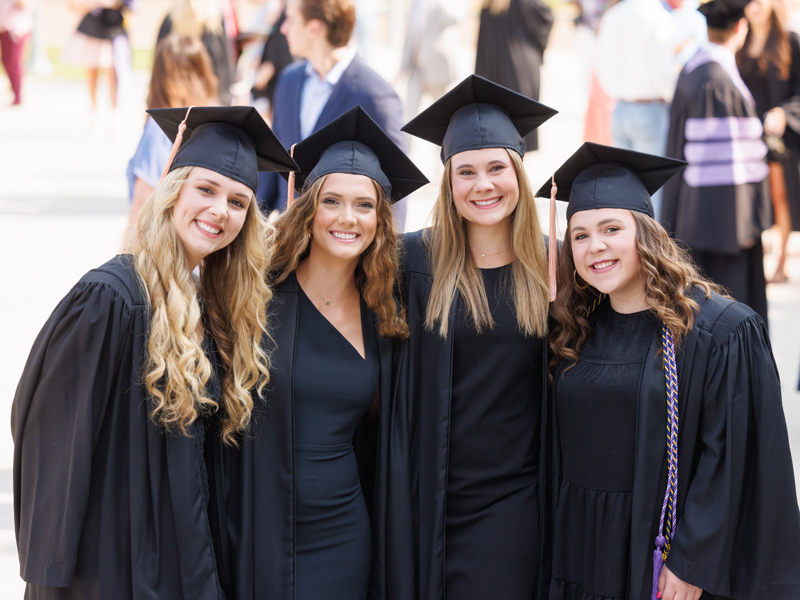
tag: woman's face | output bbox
[450,147,520,230]
[746,0,773,28]
[569,208,647,312]
[309,172,379,264]
[172,167,252,270]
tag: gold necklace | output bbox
[297,267,356,305]
[474,246,511,258]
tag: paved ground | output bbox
[1,14,799,598]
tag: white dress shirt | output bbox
[299,45,358,139]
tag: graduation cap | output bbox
[288,106,429,204]
[698,0,749,29]
[401,74,558,163]
[147,106,298,192]
[535,142,686,301]
[535,142,687,220]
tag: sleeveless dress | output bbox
[550,303,659,600]
[293,290,379,600]
[445,265,545,599]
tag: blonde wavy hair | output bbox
[549,210,723,375]
[424,149,550,338]
[269,175,409,340]
[125,166,272,445]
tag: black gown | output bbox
[550,304,658,600]
[739,32,800,232]
[540,292,800,600]
[382,230,550,600]
[208,273,396,600]
[293,290,378,599]
[12,255,224,599]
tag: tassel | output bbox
[158,106,195,186]
[286,143,297,208]
[651,535,666,600]
[548,173,558,302]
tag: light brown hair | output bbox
[424,149,550,338]
[269,175,409,340]
[147,33,219,110]
[738,11,792,80]
[299,0,356,47]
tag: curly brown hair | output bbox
[549,210,722,376]
[269,175,409,340]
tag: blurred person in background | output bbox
[159,0,235,105]
[396,0,456,120]
[62,0,132,135]
[257,0,407,229]
[663,0,771,325]
[475,0,553,153]
[595,0,676,219]
[127,33,219,226]
[0,0,32,106]
[738,0,800,283]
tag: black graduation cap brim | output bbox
[148,106,297,190]
[699,0,749,28]
[535,142,687,220]
[285,106,429,202]
[401,74,558,162]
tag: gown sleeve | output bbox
[666,305,800,599]
[12,279,135,587]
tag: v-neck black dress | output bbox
[292,291,379,600]
[445,265,544,599]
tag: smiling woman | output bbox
[208,106,428,599]
[11,106,297,600]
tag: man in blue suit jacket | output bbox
[258,0,408,228]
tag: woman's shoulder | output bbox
[690,289,764,343]
[75,255,148,308]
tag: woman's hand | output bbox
[764,106,787,137]
[657,564,703,600]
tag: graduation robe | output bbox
[206,274,396,600]
[474,0,553,152]
[378,230,550,599]
[542,291,800,600]
[12,255,224,600]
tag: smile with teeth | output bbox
[196,220,221,235]
[331,231,358,241]
[472,197,501,207]
[591,260,617,270]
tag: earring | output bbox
[573,269,590,291]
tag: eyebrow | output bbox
[320,190,377,201]
[453,159,509,170]
[571,217,624,232]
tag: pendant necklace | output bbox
[298,267,355,305]
[475,246,511,258]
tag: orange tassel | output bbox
[158,106,195,186]
[286,143,297,208]
[548,173,558,302]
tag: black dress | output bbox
[292,291,378,599]
[550,303,658,600]
[445,265,543,599]
[12,256,224,599]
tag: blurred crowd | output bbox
[1,0,799,291]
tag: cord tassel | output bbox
[158,106,195,186]
[652,535,666,600]
[548,173,558,302]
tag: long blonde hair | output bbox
[424,149,550,338]
[125,166,272,445]
[549,210,722,375]
[170,0,225,36]
[270,176,409,340]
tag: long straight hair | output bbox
[424,149,550,338]
[738,10,792,80]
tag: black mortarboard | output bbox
[289,106,429,203]
[147,106,297,192]
[401,74,558,163]
[535,142,686,220]
[698,0,749,29]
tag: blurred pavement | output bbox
[1,14,799,598]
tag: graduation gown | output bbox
[12,255,224,600]
[739,31,800,232]
[380,230,550,599]
[542,291,800,600]
[207,274,396,600]
[474,0,553,152]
